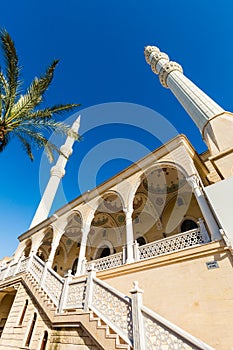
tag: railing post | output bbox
[27,252,35,273]
[84,263,97,312]
[58,269,72,313]
[40,261,48,288]
[198,218,210,242]
[133,241,140,261]
[122,245,126,264]
[14,255,23,276]
[81,257,87,275]
[130,281,145,350]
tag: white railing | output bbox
[89,275,133,346]
[86,251,123,272]
[30,254,44,283]
[0,267,7,280]
[141,305,214,350]
[138,228,210,261]
[0,253,215,349]
[64,278,86,309]
[5,262,18,278]
[17,257,30,273]
[42,267,64,306]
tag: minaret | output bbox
[29,116,81,228]
[144,46,233,179]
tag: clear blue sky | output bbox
[1,0,233,258]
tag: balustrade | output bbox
[86,251,123,272]
[141,305,213,350]
[42,267,64,306]
[138,228,210,261]
[91,277,133,346]
[0,253,215,349]
[64,278,86,309]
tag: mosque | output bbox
[0,45,233,350]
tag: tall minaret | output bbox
[144,46,233,179]
[29,116,81,228]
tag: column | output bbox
[29,116,81,228]
[144,46,224,133]
[123,207,135,264]
[75,223,90,276]
[46,226,64,269]
[187,175,221,241]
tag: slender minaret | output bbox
[29,116,81,228]
[144,46,233,178]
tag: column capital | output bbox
[123,207,134,220]
[187,174,200,190]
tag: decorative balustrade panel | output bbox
[86,252,123,272]
[18,257,30,273]
[6,263,18,277]
[0,267,7,280]
[43,268,64,306]
[30,256,44,283]
[64,280,86,309]
[139,229,210,260]
[142,309,197,350]
[91,278,133,344]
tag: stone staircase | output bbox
[21,272,132,350]
[0,255,215,350]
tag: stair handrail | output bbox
[84,264,133,347]
[140,304,215,350]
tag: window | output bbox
[71,258,79,275]
[40,330,48,350]
[25,312,37,347]
[181,219,198,232]
[136,236,146,246]
[99,247,110,258]
[18,299,28,326]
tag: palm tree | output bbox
[0,29,80,161]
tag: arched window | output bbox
[25,312,37,347]
[71,258,79,275]
[136,236,146,246]
[18,299,28,326]
[181,219,198,232]
[40,330,48,350]
[99,247,110,258]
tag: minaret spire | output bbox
[144,46,224,131]
[29,116,81,228]
[144,46,233,179]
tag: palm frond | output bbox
[0,132,9,152]
[7,119,80,140]
[8,60,59,123]
[16,134,34,160]
[0,29,21,120]
[0,69,9,96]
[26,103,81,120]
[15,127,64,162]
[0,31,81,161]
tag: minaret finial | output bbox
[29,115,81,228]
[144,45,224,132]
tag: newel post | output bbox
[14,255,24,276]
[84,263,97,312]
[40,261,48,288]
[130,281,145,350]
[58,269,72,313]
